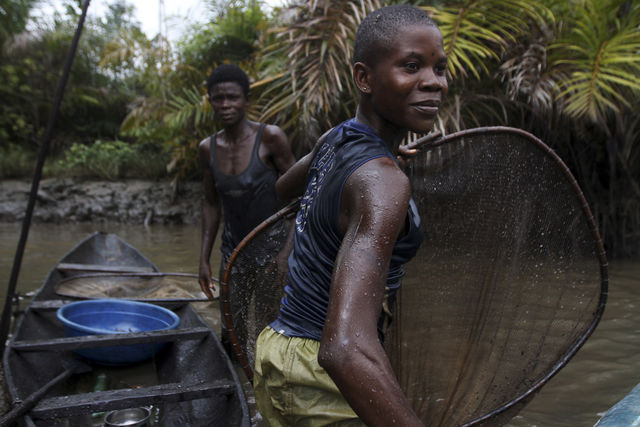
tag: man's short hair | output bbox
[206,64,250,97]
[353,5,436,66]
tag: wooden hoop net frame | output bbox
[219,200,299,381]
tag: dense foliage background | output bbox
[0,0,638,257]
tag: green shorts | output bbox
[253,326,364,426]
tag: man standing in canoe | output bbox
[198,64,296,350]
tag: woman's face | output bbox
[366,25,448,134]
[208,81,248,127]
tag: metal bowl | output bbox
[104,407,151,426]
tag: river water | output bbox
[1,222,638,426]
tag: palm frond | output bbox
[498,30,556,112]
[120,96,166,134]
[165,86,213,131]
[99,27,152,71]
[549,0,640,122]
[252,0,381,150]
[424,0,552,81]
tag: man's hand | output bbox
[199,263,216,300]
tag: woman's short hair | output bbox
[354,5,436,66]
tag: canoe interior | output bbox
[4,232,250,426]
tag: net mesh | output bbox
[223,210,295,366]
[55,273,209,301]
[222,127,607,426]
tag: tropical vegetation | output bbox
[0,0,638,257]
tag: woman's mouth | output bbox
[412,104,439,115]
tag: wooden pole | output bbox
[0,0,92,358]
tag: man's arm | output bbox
[275,128,332,202]
[198,137,222,300]
[262,124,296,176]
[318,157,423,427]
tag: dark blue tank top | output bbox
[270,119,423,341]
[209,124,280,258]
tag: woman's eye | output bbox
[435,64,447,75]
[405,62,419,72]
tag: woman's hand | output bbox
[397,131,443,168]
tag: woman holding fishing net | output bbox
[253,5,448,426]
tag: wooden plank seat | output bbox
[9,327,211,352]
[30,380,236,420]
[29,300,187,311]
[29,300,74,310]
[56,263,155,274]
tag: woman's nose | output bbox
[418,69,446,91]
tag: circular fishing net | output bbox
[55,273,210,302]
[221,127,608,426]
[220,204,296,374]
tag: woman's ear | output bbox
[352,62,372,95]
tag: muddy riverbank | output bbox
[0,179,202,225]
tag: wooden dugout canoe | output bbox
[2,231,250,427]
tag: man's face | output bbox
[208,81,249,127]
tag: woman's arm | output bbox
[318,156,423,426]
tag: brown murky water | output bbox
[1,222,638,426]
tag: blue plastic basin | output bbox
[57,299,180,365]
